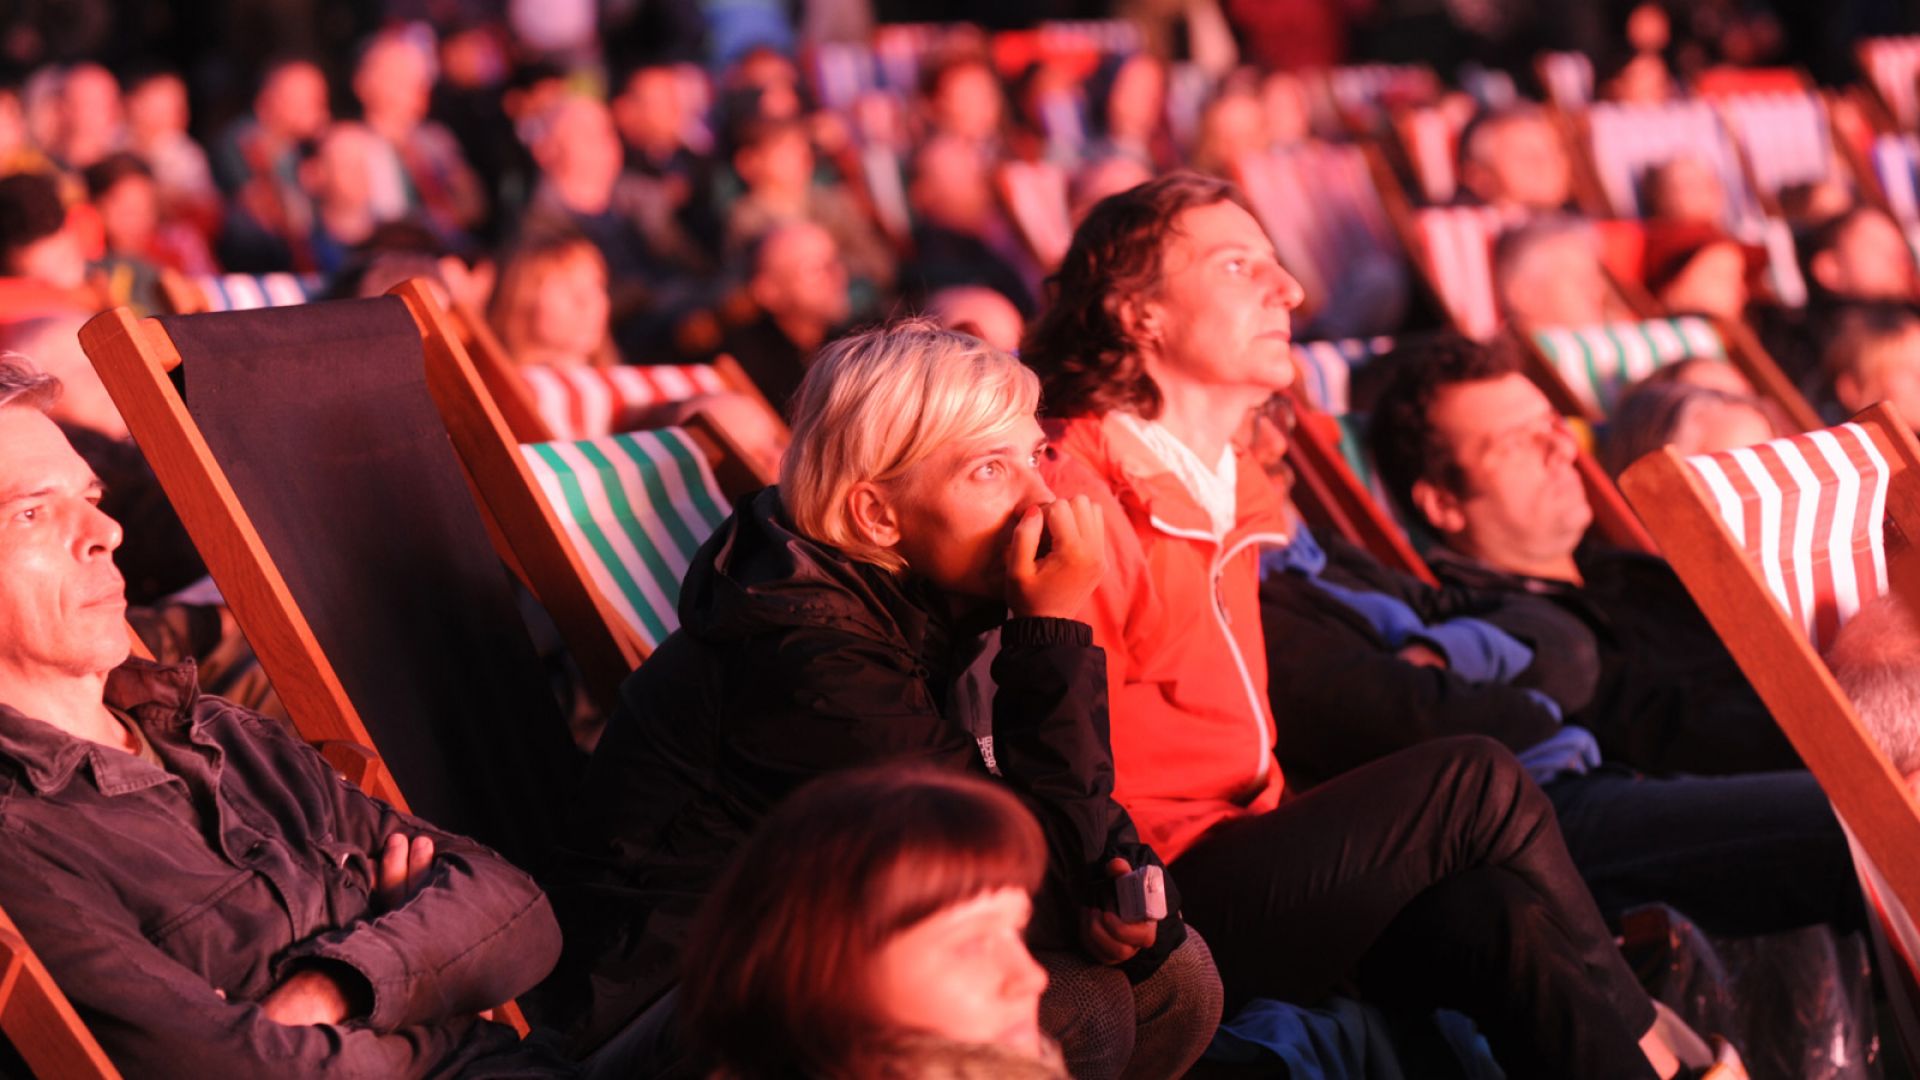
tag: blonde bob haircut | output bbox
[781,319,1041,572]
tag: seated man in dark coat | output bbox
[0,356,573,1076]
[1364,334,1797,776]
[1256,336,1859,945]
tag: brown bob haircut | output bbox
[679,765,1048,1077]
[1022,170,1256,420]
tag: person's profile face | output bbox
[1834,212,1916,300]
[1426,374,1592,562]
[1488,119,1571,210]
[1134,201,1303,403]
[0,407,129,683]
[866,886,1048,1056]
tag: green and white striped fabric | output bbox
[520,428,732,649]
[1531,317,1727,416]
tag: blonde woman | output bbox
[550,321,1222,1077]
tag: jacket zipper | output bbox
[1149,516,1292,789]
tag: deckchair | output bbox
[441,298,780,491]
[996,159,1073,271]
[1524,315,1820,431]
[1860,36,1920,132]
[1235,141,1406,337]
[1294,334,1658,557]
[0,902,121,1080]
[75,297,580,880]
[158,270,327,316]
[405,282,757,712]
[1408,204,1516,340]
[1618,404,1920,1063]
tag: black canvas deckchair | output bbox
[77,299,581,876]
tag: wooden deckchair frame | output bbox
[403,281,775,711]
[1282,383,1437,585]
[1618,401,1920,946]
[76,302,532,1035]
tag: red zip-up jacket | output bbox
[1044,413,1292,861]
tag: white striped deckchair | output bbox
[1718,91,1837,198]
[192,272,325,312]
[1412,205,1512,340]
[873,23,942,92]
[1039,19,1142,56]
[1530,316,1727,416]
[1620,407,1920,1063]
[1537,51,1594,111]
[1586,101,1759,226]
[1236,141,1403,333]
[812,42,880,112]
[520,428,733,652]
[1326,64,1439,125]
[997,160,1073,269]
[1862,36,1920,131]
[517,363,731,442]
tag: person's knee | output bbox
[1125,929,1224,1080]
[1037,951,1135,1080]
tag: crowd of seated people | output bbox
[11,1,1920,1077]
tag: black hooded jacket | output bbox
[543,488,1182,1051]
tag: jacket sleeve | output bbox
[256,712,563,1034]
[3,850,511,1080]
[987,615,1186,977]
[1261,572,1565,787]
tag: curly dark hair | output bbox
[1021,171,1253,420]
[1366,334,1525,526]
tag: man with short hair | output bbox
[1364,336,1798,775]
[0,355,573,1075]
[1492,215,1613,331]
[1822,301,1920,430]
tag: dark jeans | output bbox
[1171,737,1658,1080]
[1544,766,1865,937]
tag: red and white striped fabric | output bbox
[1237,142,1401,327]
[1327,64,1440,118]
[998,161,1072,270]
[874,23,942,91]
[1038,19,1142,56]
[1586,101,1758,226]
[1291,337,1393,415]
[1538,51,1594,110]
[1414,205,1513,340]
[1719,92,1836,197]
[1874,134,1920,224]
[518,363,731,442]
[1864,36,1920,131]
[1683,423,1891,653]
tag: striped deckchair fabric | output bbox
[1236,142,1402,332]
[1291,337,1393,416]
[1531,317,1727,415]
[1682,423,1890,652]
[1718,92,1837,197]
[812,42,880,111]
[997,160,1073,269]
[1537,51,1594,110]
[1166,62,1215,148]
[518,363,731,442]
[1585,101,1758,226]
[1623,406,1920,1064]
[1325,64,1440,128]
[1413,205,1511,340]
[520,428,733,651]
[1862,36,1920,130]
[192,273,326,312]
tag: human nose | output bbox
[1002,939,1048,1001]
[1265,261,1306,310]
[1019,460,1056,509]
[78,502,123,558]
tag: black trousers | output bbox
[1171,736,1658,1080]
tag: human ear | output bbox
[1835,371,1869,412]
[1411,478,1467,537]
[846,481,903,551]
